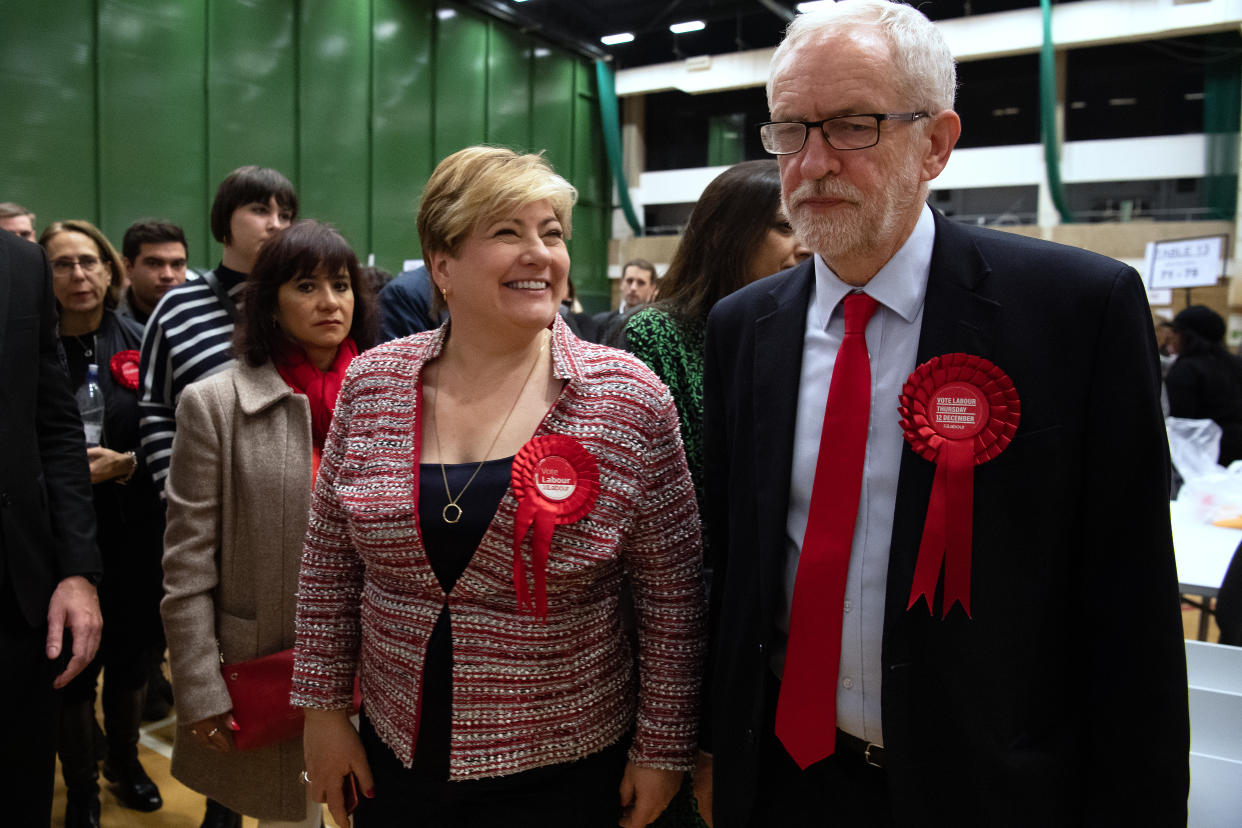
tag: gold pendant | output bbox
[442,502,463,524]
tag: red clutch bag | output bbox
[221,648,361,751]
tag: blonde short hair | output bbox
[417,146,578,258]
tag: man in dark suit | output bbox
[699,2,1188,826]
[0,229,103,825]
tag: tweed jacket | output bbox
[160,359,314,822]
[291,317,705,779]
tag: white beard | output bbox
[784,162,923,266]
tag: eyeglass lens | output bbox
[51,255,102,273]
[761,115,881,154]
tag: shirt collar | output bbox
[809,203,935,331]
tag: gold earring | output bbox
[440,287,448,301]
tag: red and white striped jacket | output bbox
[291,317,705,778]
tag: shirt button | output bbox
[842,677,854,690]
[844,600,852,612]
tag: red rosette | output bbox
[109,349,141,390]
[898,353,1020,619]
[510,435,600,620]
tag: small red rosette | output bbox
[898,353,1020,618]
[510,435,599,621]
[110,349,141,390]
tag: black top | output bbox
[414,457,513,776]
[59,310,165,643]
[1166,350,1242,465]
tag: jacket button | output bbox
[0,492,9,507]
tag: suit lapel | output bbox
[886,213,1002,628]
[753,261,814,618]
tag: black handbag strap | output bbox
[200,268,242,325]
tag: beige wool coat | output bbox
[161,359,315,822]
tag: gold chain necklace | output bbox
[432,332,546,525]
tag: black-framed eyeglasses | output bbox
[758,112,929,155]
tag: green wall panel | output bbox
[571,64,607,209]
[531,51,576,176]
[299,0,371,254]
[206,0,297,260]
[97,0,208,264]
[0,0,609,278]
[371,0,435,268]
[433,9,488,162]
[486,23,532,153]
[568,204,610,313]
[0,0,99,227]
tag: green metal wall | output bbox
[0,0,612,310]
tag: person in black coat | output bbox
[1166,304,1242,465]
[0,224,102,827]
[700,3,1188,826]
[41,220,166,826]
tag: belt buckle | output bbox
[863,742,883,769]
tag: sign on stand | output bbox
[1145,235,1228,291]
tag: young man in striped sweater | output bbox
[138,166,297,499]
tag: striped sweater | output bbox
[138,265,244,495]
[291,316,705,778]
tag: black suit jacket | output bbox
[702,213,1189,826]
[0,232,100,626]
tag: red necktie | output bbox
[776,291,879,770]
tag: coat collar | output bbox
[421,314,588,386]
[234,359,297,416]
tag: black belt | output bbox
[834,729,886,769]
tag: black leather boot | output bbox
[200,798,243,828]
[101,684,163,812]
[58,699,102,828]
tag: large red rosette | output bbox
[110,349,141,390]
[898,353,1020,618]
[510,435,599,621]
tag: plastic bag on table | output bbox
[1167,417,1242,524]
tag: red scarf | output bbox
[274,337,358,454]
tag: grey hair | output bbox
[767,0,957,114]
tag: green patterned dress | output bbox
[625,306,711,828]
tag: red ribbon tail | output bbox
[942,440,975,619]
[512,500,537,614]
[531,513,555,622]
[908,459,949,612]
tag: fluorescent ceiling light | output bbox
[601,32,635,46]
[436,8,457,20]
[669,20,705,34]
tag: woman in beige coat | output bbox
[161,221,376,826]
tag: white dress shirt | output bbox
[775,204,936,745]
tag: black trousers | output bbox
[747,678,895,828]
[354,711,629,828]
[0,584,65,827]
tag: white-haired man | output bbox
[700,2,1188,825]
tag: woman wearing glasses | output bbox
[40,220,167,827]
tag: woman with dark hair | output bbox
[292,146,703,828]
[139,165,298,501]
[626,160,808,545]
[41,220,168,827]
[1167,304,1242,465]
[160,220,376,828]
